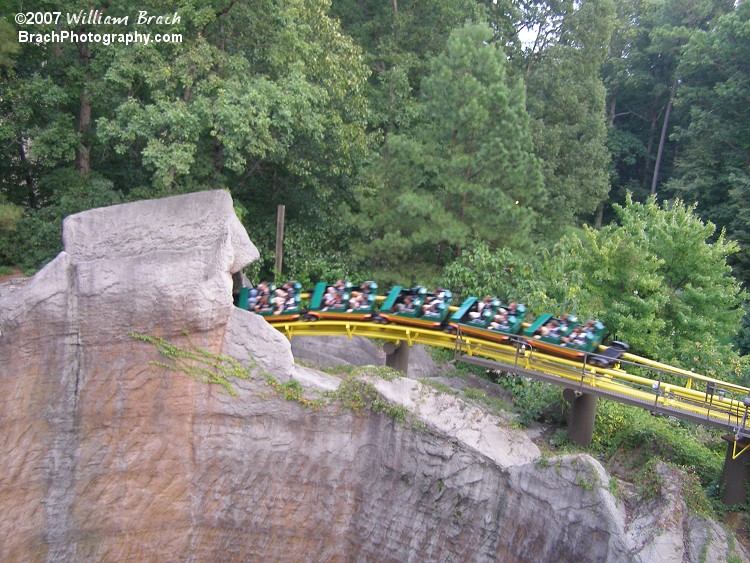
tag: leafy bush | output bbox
[592,400,723,487]
[0,202,23,232]
[496,376,567,426]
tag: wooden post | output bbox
[275,204,285,279]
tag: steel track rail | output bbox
[271,320,750,439]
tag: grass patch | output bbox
[327,374,408,422]
[418,378,458,396]
[264,374,326,409]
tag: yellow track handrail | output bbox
[270,319,750,439]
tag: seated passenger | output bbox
[246,287,259,311]
[255,293,272,312]
[506,302,520,317]
[396,295,416,313]
[468,296,493,320]
[422,289,447,315]
[423,300,443,317]
[548,322,563,339]
[347,291,369,312]
[322,287,338,310]
[273,288,286,315]
[536,320,561,339]
[254,281,271,308]
[489,314,511,332]
[559,314,572,330]
[562,326,588,346]
[281,281,297,300]
[333,279,347,294]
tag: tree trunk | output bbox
[77,43,92,175]
[18,133,35,208]
[608,95,617,127]
[651,77,678,196]
[213,138,223,188]
[594,202,604,229]
[642,111,658,190]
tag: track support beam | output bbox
[384,341,410,374]
[721,435,750,506]
[563,388,598,447]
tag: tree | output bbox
[518,0,615,229]
[441,196,746,380]
[549,196,744,378]
[0,0,374,275]
[666,1,750,285]
[601,0,734,219]
[354,22,544,283]
[331,0,487,139]
[441,241,542,302]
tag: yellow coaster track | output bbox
[272,319,750,456]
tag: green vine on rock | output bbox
[130,331,254,396]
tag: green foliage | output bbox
[602,0,735,221]
[418,378,458,396]
[130,331,253,396]
[530,196,745,377]
[666,1,750,284]
[332,0,487,136]
[592,400,723,487]
[520,0,615,228]
[263,374,326,409]
[639,458,667,500]
[332,374,404,419]
[496,376,567,426]
[608,476,620,498]
[0,173,122,269]
[0,18,19,69]
[354,22,543,283]
[441,241,542,303]
[0,201,23,233]
[244,216,358,286]
[638,458,714,515]
[1,0,373,270]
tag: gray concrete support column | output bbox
[383,341,410,375]
[563,388,598,447]
[721,436,750,505]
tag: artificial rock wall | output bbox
[0,191,744,562]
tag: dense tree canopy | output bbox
[519,0,615,228]
[4,0,750,519]
[666,1,750,283]
[353,23,543,282]
[1,0,749,375]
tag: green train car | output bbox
[448,297,527,343]
[372,286,452,329]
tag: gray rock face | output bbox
[292,335,384,367]
[0,190,295,560]
[0,191,746,562]
[291,336,451,377]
